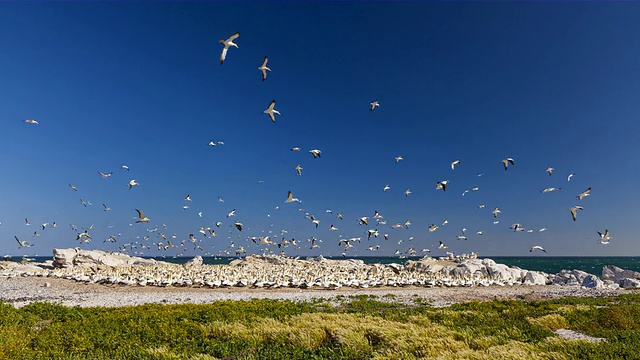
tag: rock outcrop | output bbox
[602,265,640,288]
[52,248,163,268]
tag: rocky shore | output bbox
[1,248,639,308]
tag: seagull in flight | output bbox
[257,56,270,81]
[309,149,322,158]
[25,119,39,125]
[438,241,448,249]
[128,180,140,190]
[121,165,130,171]
[15,236,33,248]
[597,229,611,244]
[135,209,151,223]
[451,160,461,170]
[234,221,243,231]
[284,191,301,203]
[502,157,515,170]
[404,189,411,197]
[103,204,111,211]
[577,187,591,200]
[263,100,281,123]
[227,209,236,218]
[569,206,584,221]
[530,245,547,253]
[219,32,239,65]
[370,101,380,111]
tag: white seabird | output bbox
[451,160,461,170]
[404,189,411,197]
[530,245,547,253]
[295,165,302,176]
[569,206,584,221]
[395,156,403,163]
[567,173,575,182]
[128,180,140,190]
[257,56,270,81]
[577,187,591,200]
[492,207,501,218]
[98,171,113,178]
[219,32,240,65]
[15,236,33,248]
[502,157,515,170]
[383,184,391,192]
[69,184,78,191]
[284,191,301,203]
[541,187,562,193]
[438,241,448,249]
[436,180,448,192]
[370,101,380,111]
[597,229,611,244]
[546,167,554,176]
[25,119,39,125]
[135,209,151,223]
[263,100,281,123]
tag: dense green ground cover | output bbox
[2,294,640,359]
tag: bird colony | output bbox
[9,31,610,264]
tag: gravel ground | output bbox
[0,276,631,308]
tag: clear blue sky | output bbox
[1,2,639,257]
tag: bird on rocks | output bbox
[263,100,281,123]
[219,32,239,65]
[257,56,270,81]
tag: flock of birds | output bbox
[6,31,613,260]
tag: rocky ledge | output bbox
[0,249,638,290]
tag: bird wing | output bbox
[261,68,267,81]
[136,209,145,219]
[220,47,228,64]
[261,56,268,67]
[227,32,240,41]
[268,111,276,122]
[570,208,577,221]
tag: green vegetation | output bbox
[2,294,640,359]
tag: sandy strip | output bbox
[0,276,631,308]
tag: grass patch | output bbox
[2,294,640,359]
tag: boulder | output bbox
[621,278,640,289]
[53,248,80,268]
[523,271,547,286]
[553,269,594,286]
[602,265,640,284]
[52,248,162,268]
[404,257,445,273]
[581,274,604,289]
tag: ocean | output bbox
[7,256,640,275]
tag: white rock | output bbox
[523,271,547,286]
[622,278,640,288]
[581,274,604,289]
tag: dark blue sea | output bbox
[8,256,640,275]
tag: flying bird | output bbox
[309,149,322,158]
[98,171,113,178]
[492,207,501,218]
[404,189,412,197]
[383,184,391,192]
[370,101,380,111]
[135,209,151,223]
[69,184,78,191]
[295,165,302,176]
[24,119,39,125]
[128,180,140,190]
[15,236,33,248]
[227,209,236,217]
[502,157,515,170]
[219,32,239,65]
[597,229,611,244]
[567,173,575,182]
[569,206,584,221]
[541,187,562,193]
[438,241,448,249]
[284,191,301,203]
[577,187,591,200]
[530,245,547,253]
[257,56,270,81]
[263,100,281,122]
[103,204,111,211]
[436,180,448,192]
[234,221,243,231]
[451,160,461,170]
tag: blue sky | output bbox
[1,2,639,257]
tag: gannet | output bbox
[476,231,484,235]
[80,199,88,207]
[546,167,554,176]
[404,219,411,229]
[257,56,270,81]
[374,210,383,219]
[538,228,547,232]
[135,209,151,223]
[217,196,224,203]
[329,224,339,231]
[442,220,448,226]
[391,223,403,229]
[128,179,139,190]
[103,204,111,211]
[227,209,236,217]
[215,221,222,227]
[436,180,448,191]
[263,100,281,122]
[284,191,300,203]
[438,241,448,249]
[478,204,486,209]
[234,221,243,231]
[370,101,380,111]
[25,119,39,125]
[359,217,369,225]
[456,235,468,241]
[76,230,92,241]
[569,206,584,221]
[208,141,216,147]
[567,173,575,182]
[15,236,33,248]
[25,218,30,225]
[428,224,439,232]
[121,165,129,171]
[290,147,301,152]
[492,207,501,218]
[383,184,391,192]
[451,160,461,170]
[367,229,378,240]
[337,213,343,220]
[541,187,562,193]
[395,156,403,163]
[404,189,411,197]
[309,149,322,158]
[295,165,302,176]
[98,171,113,178]
[502,157,515,170]
[69,184,78,191]
[597,229,611,244]
[530,245,547,253]
[219,32,239,65]
[577,187,591,200]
